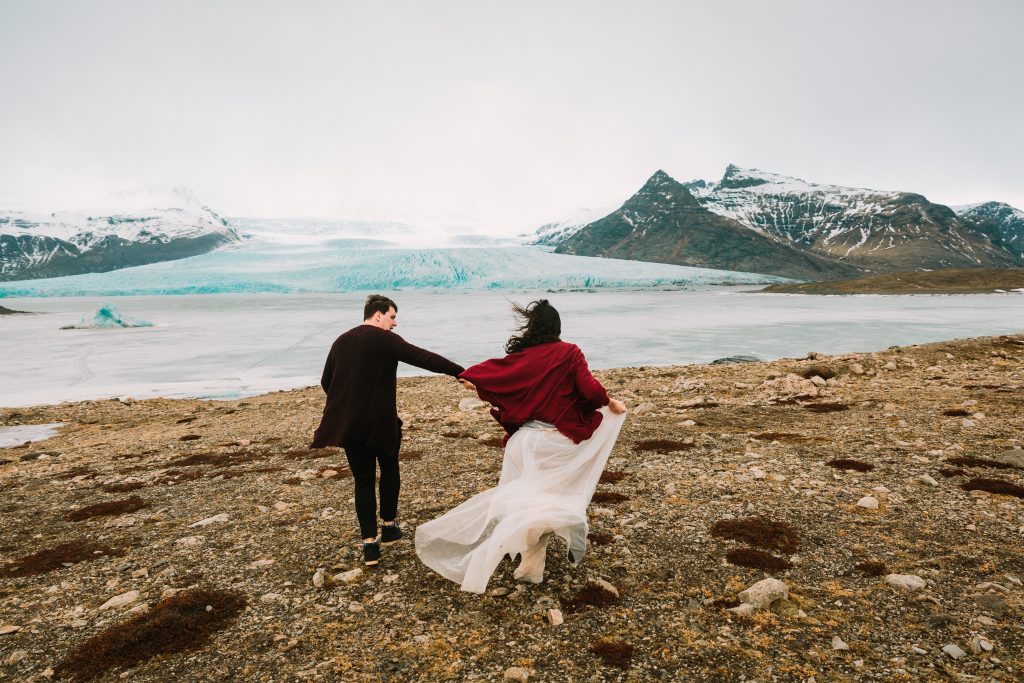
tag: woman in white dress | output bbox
[415,300,627,593]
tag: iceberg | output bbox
[61,303,153,329]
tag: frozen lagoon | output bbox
[1,288,1022,407]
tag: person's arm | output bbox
[384,332,465,377]
[320,351,334,393]
[572,350,610,410]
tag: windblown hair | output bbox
[505,299,561,354]
[363,294,397,321]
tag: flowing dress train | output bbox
[415,407,626,594]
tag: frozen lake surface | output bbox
[2,289,1022,407]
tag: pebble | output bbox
[962,418,975,428]
[0,624,21,635]
[334,568,363,584]
[547,608,563,626]
[273,501,289,511]
[911,645,927,655]
[312,569,325,589]
[321,470,338,478]
[738,578,788,609]
[99,590,140,611]
[849,363,865,375]
[857,496,880,509]
[131,568,148,579]
[175,536,205,548]
[382,573,399,584]
[189,513,229,528]
[975,593,1009,616]
[633,402,656,415]
[917,474,939,487]
[591,578,619,598]
[260,592,283,604]
[885,574,926,592]
[5,650,27,665]
[458,397,487,411]
[250,559,275,568]
[942,644,966,660]
[970,636,993,653]
[726,603,755,617]
[831,636,849,650]
[504,666,532,681]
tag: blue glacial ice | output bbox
[60,303,153,329]
[0,240,789,298]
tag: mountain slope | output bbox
[554,171,864,280]
[954,202,1024,259]
[0,188,240,281]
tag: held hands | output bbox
[608,398,627,414]
[458,379,476,391]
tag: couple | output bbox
[311,294,627,593]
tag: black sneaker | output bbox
[363,540,380,566]
[380,523,403,546]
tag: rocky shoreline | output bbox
[760,267,1024,295]
[1,333,1023,681]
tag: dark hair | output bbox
[363,294,397,321]
[505,299,561,354]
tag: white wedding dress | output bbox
[415,407,626,593]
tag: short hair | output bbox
[363,294,397,321]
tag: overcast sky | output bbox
[1,0,1021,233]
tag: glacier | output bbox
[0,238,788,298]
[59,303,153,329]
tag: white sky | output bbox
[1,0,1021,234]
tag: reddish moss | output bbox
[282,477,303,486]
[1,540,127,577]
[946,456,1014,470]
[101,482,146,493]
[856,560,887,577]
[805,403,850,413]
[480,437,505,448]
[826,458,875,472]
[942,408,971,417]
[175,416,197,424]
[399,450,423,461]
[726,547,793,573]
[178,434,202,442]
[283,448,334,460]
[710,596,741,609]
[599,470,628,484]
[710,517,801,553]
[65,496,148,521]
[938,467,966,478]
[961,478,1024,499]
[587,532,614,546]
[751,432,807,442]
[564,583,621,612]
[161,470,205,481]
[56,466,97,480]
[634,439,694,454]
[52,587,245,682]
[589,638,634,670]
[592,491,628,504]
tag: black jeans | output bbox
[344,443,400,539]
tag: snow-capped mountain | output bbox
[0,187,240,281]
[542,167,1023,280]
[953,202,1024,259]
[526,205,620,247]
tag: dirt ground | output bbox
[1,333,1023,682]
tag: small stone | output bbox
[99,590,140,611]
[189,513,229,528]
[962,418,975,428]
[273,501,289,511]
[917,474,939,487]
[911,645,927,655]
[680,419,696,427]
[237,439,251,446]
[0,624,21,635]
[333,568,363,584]
[975,593,1009,616]
[459,397,486,411]
[175,535,204,548]
[591,578,619,598]
[321,470,338,478]
[966,523,977,531]
[633,402,656,415]
[547,608,563,625]
[131,568,148,579]
[382,573,399,584]
[849,363,865,375]
[885,574,926,592]
[489,587,510,597]
[250,559,274,568]
[503,666,532,681]
[970,636,993,653]
[260,592,282,604]
[857,496,879,509]
[942,644,966,660]
[5,650,27,664]
[831,636,849,650]
[126,603,150,615]
[810,375,827,387]
[738,577,788,608]
[312,569,326,589]
[992,447,1024,469]
[727,603,755,617]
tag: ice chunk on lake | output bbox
[61,303,153,329]
[0,423,64,448]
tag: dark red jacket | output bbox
[460,341,609,444]
[312,325,463,453]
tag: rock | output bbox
[755,374,819,402]
[925,614,954,629]
[911,645,927,655]
[917,474,939,487]
[260,593,283,604]
[126,603,150,615]
[458,397,487,411]
[857,496,880,509]
[0,624,21,635]
[975,593,1009,616]
[131,568,149,579]
[632,402,656,415]
[992,447,1024,469]
[680,419,696,427]
[251,559,275,568]
[970,636,993,653]
[321,470,339,478]
[727,603,756,617]
[333,568,363,584]
[312,569,325,589]
[738,577,788,609]
[810,375,827,387]
[189,513,229,528]
[886,574,926,592]
[175,536,205,548]
[591,578,619,598]
[273,501,289,511]
[849,363,865,375]
[832,636,850,650]
[5,650,27,665]
[710,355,761,365]
[962,418,975,428]
[942,644,966,659]
[883,361,897,370]
[503,666,532,681]
[99,590,140,611]
[547,608,563,625]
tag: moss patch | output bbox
[856,560,887,577]
[65,496,148,521]
[961,478,1024,499]
[946,456,1015,470]
[1,540,127,578]
[800,366,835,380]
[804,403,850,413]
[599,470,628,484]
[942,408,971,417]
[725,547,793,573]
[589,638,634,670]
[826,458,875,472]
[52,587,246,682]
[564,583,621,612]
[710,516,801,553]
[633,439,694,454]
[587,532,614,546]
[591,491,628,504]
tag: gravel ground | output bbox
[1,333,1023,682]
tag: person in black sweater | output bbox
[312,294,464,565]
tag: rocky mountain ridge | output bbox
[546,167,1024,280]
